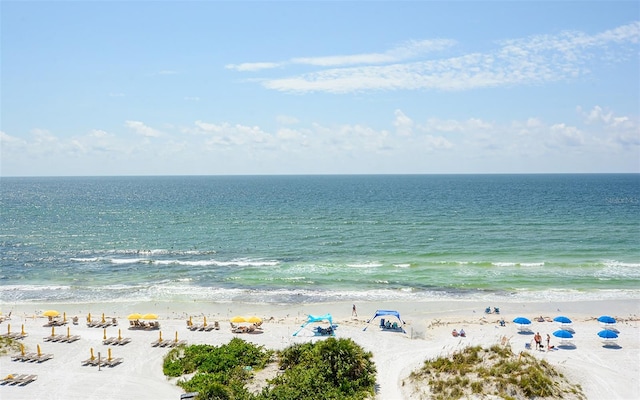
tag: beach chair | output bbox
[485,307,492,314]
[11,352,37,362]
[214,321,220,330]
[103,337,117,345]
[493,307,500,314]
[115,337,131,345]
[33,353,53,363]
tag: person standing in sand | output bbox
[546,333,551,351]
[352,304,357,317]
[534,332,542,350]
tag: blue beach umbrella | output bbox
[553,329,574,339]
[513,317,531,325]
[598,315,616,325]
[597,330,618,339]
[553,316,572,324]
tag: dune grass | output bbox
[406,344,586,400]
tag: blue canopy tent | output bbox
[364,310,406,333]
[292,314,337,337]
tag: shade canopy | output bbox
[513,317,531,325]
[230,316,246,323]
[553,329,574,339]
[293,314,336,337]
[553,316,572,324]
[141,313,158,320]
[597,330,619,339]
[597,316,616,325]
[43,310,60,317]
[127,313,143,320]
[246,316,262,324]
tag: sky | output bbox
[1,1,639,176]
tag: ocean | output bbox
[1,174,639,305]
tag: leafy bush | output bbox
[164,337,376,400]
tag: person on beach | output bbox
[534,332,542,350]
[451,329,459,337]
[352,304,357,317]
[546,333,551,350]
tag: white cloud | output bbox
[550,123,585,147]
[393,109,413,137]
[225,62,281,72]
[125,120,162,137]
[276,115,299,125]
[235,22,639,93]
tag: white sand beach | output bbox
[1,298,639,400]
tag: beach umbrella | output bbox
[37,344,42,357]
[553,329,574,339]
[598,315,616,325]
[142,313,158,320]
[553,316,572,324]
[43,310,60,317]
[103,328,107,340]
[127,313,143,320]
[203,316,208,327]
[87,313,91,322]
[230,316,246,323]
[597,330,619,340]
[101,313,106,323]
[247,316,262,324]
[513,317,531,325]
[108,348,113,362]
[118,329,122,341]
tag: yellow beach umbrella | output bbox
[127,313,143,320]
[108,348,112,362]
[37,344,42,357]
[158,331,163,341]
[67,327,71,338]
[21,324,26,336]
[89,348,95,360]
[43,310,60,317]
[118,329,122,341]
[20,344,25,356]
[103,328,107,340]
[6,324,10,334]
[247,316,262,324]
[101,313,106,323]
[87,313,92,322]
[203,316,208,327]
[175,331,179,343]
[230,316,246,323]
[142,313,158,320]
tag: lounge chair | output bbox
[214,321,220,330]
[103,337,117,345]
[485,307,492,314]
[115,337,131,345]
[11,352,37,362]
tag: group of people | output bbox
[534,332,553,350]
[451,328,466,337]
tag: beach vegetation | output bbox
[163,337,376,400]
[0,336,21,356]
[406,344,586,400]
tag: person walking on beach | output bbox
[352,304,357,317]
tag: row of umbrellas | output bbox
[513,315,619,341]
[44,310,260,324]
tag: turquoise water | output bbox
[1,174,639,304]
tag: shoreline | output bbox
[1,298,639,399]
